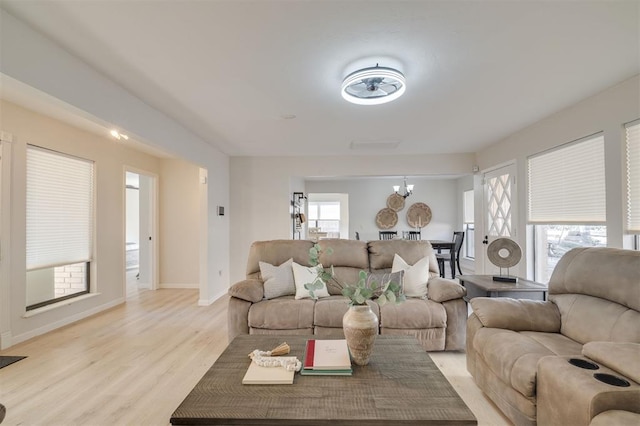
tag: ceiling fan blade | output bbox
[375,88,388,96]
[348,84,368,95]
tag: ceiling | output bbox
[1,0,638,157]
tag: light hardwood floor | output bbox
[0,289,511,425]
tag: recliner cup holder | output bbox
[568,358,599,370]
[594,373,631,387]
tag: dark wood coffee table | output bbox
[171,335,476,425]
[459,274,548,301]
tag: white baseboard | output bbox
[198,290,227,306]
[159,283,199,289]
[10,297,125,347]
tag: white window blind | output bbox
[528,134,605,224]
[626,120,640,233]
[463,190,474,223]
[26,146,94,270]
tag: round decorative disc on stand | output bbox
[487,238,522,282]
[487,238,522,268]
[386,193,405,212]
[375,208,398,229]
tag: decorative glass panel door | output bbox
[483,163,518,273]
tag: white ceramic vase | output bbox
[342,304,378,366]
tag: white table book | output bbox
[242,357,296,385]
[312,339,351,370]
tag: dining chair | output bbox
[436,231,464,279]
[406,231,421,240]
[379,231,397,240]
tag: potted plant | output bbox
[304,244,405,365]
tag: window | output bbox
[308,201,341,236]
[625,120,640,234]
[463,190,475,259]
[26,146,94,310]
[528,134,606,282]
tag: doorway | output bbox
[481,162,518,274]
[125,169,158,297]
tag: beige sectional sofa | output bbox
[228,239,468,351]
[467,247,640,426]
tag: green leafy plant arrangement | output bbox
[304,244,405,306]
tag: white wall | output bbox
[230,153,475,283]
[0,9,230,315]
[159,158,201,288]
[475,75,640,276]
[306,177,461,242]
[1,100,162,346]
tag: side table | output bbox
[458,275,548,302]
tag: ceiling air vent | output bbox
[349,139,401,151]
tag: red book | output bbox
[304,339,315,369]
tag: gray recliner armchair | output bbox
[467,247,640,426]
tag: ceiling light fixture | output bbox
[393,177,414,199]
[341,64,406,105]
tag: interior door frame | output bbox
[0,135,13,349]
[123,166,159,294]
[478,160,518,274]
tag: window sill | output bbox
[23,293,101,318]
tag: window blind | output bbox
[463,190,474,223]
[26,146,94,270]
[528,134,605,224]
[626,120,640,233]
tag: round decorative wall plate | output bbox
[375,208,398,229]
[487,238,522,268]
[406,203,432,228]
[386,193,405,212]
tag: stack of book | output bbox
[301,339,352,376]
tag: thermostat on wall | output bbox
[217,206,225,216]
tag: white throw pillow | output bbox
[391,254,430,298]
[259,258,295,299]
[292,261,330,300]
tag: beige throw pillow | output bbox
[259,258,295,299]
[391,254,429,298]
[292,262,330,300]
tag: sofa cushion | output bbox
[583,342,640,384]
[379,298,446,329]
[314,296,381,328]
[259,258,295,299]
[391,254,429,298]
[470,298,561,332]
[313,296,351,328]
[228,279,264,303]
[246,240,314,278]
[248,297,315,330]
[474,328,581,397]
[590,410,640,426]
[317,239,368,269]
[552,294,640,344]
[428,277,466,303]
[292,262,330,300]
[326,266,363,295]
[520,331,583,355]
[549,247,640,311]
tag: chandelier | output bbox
[393,177,414,198]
